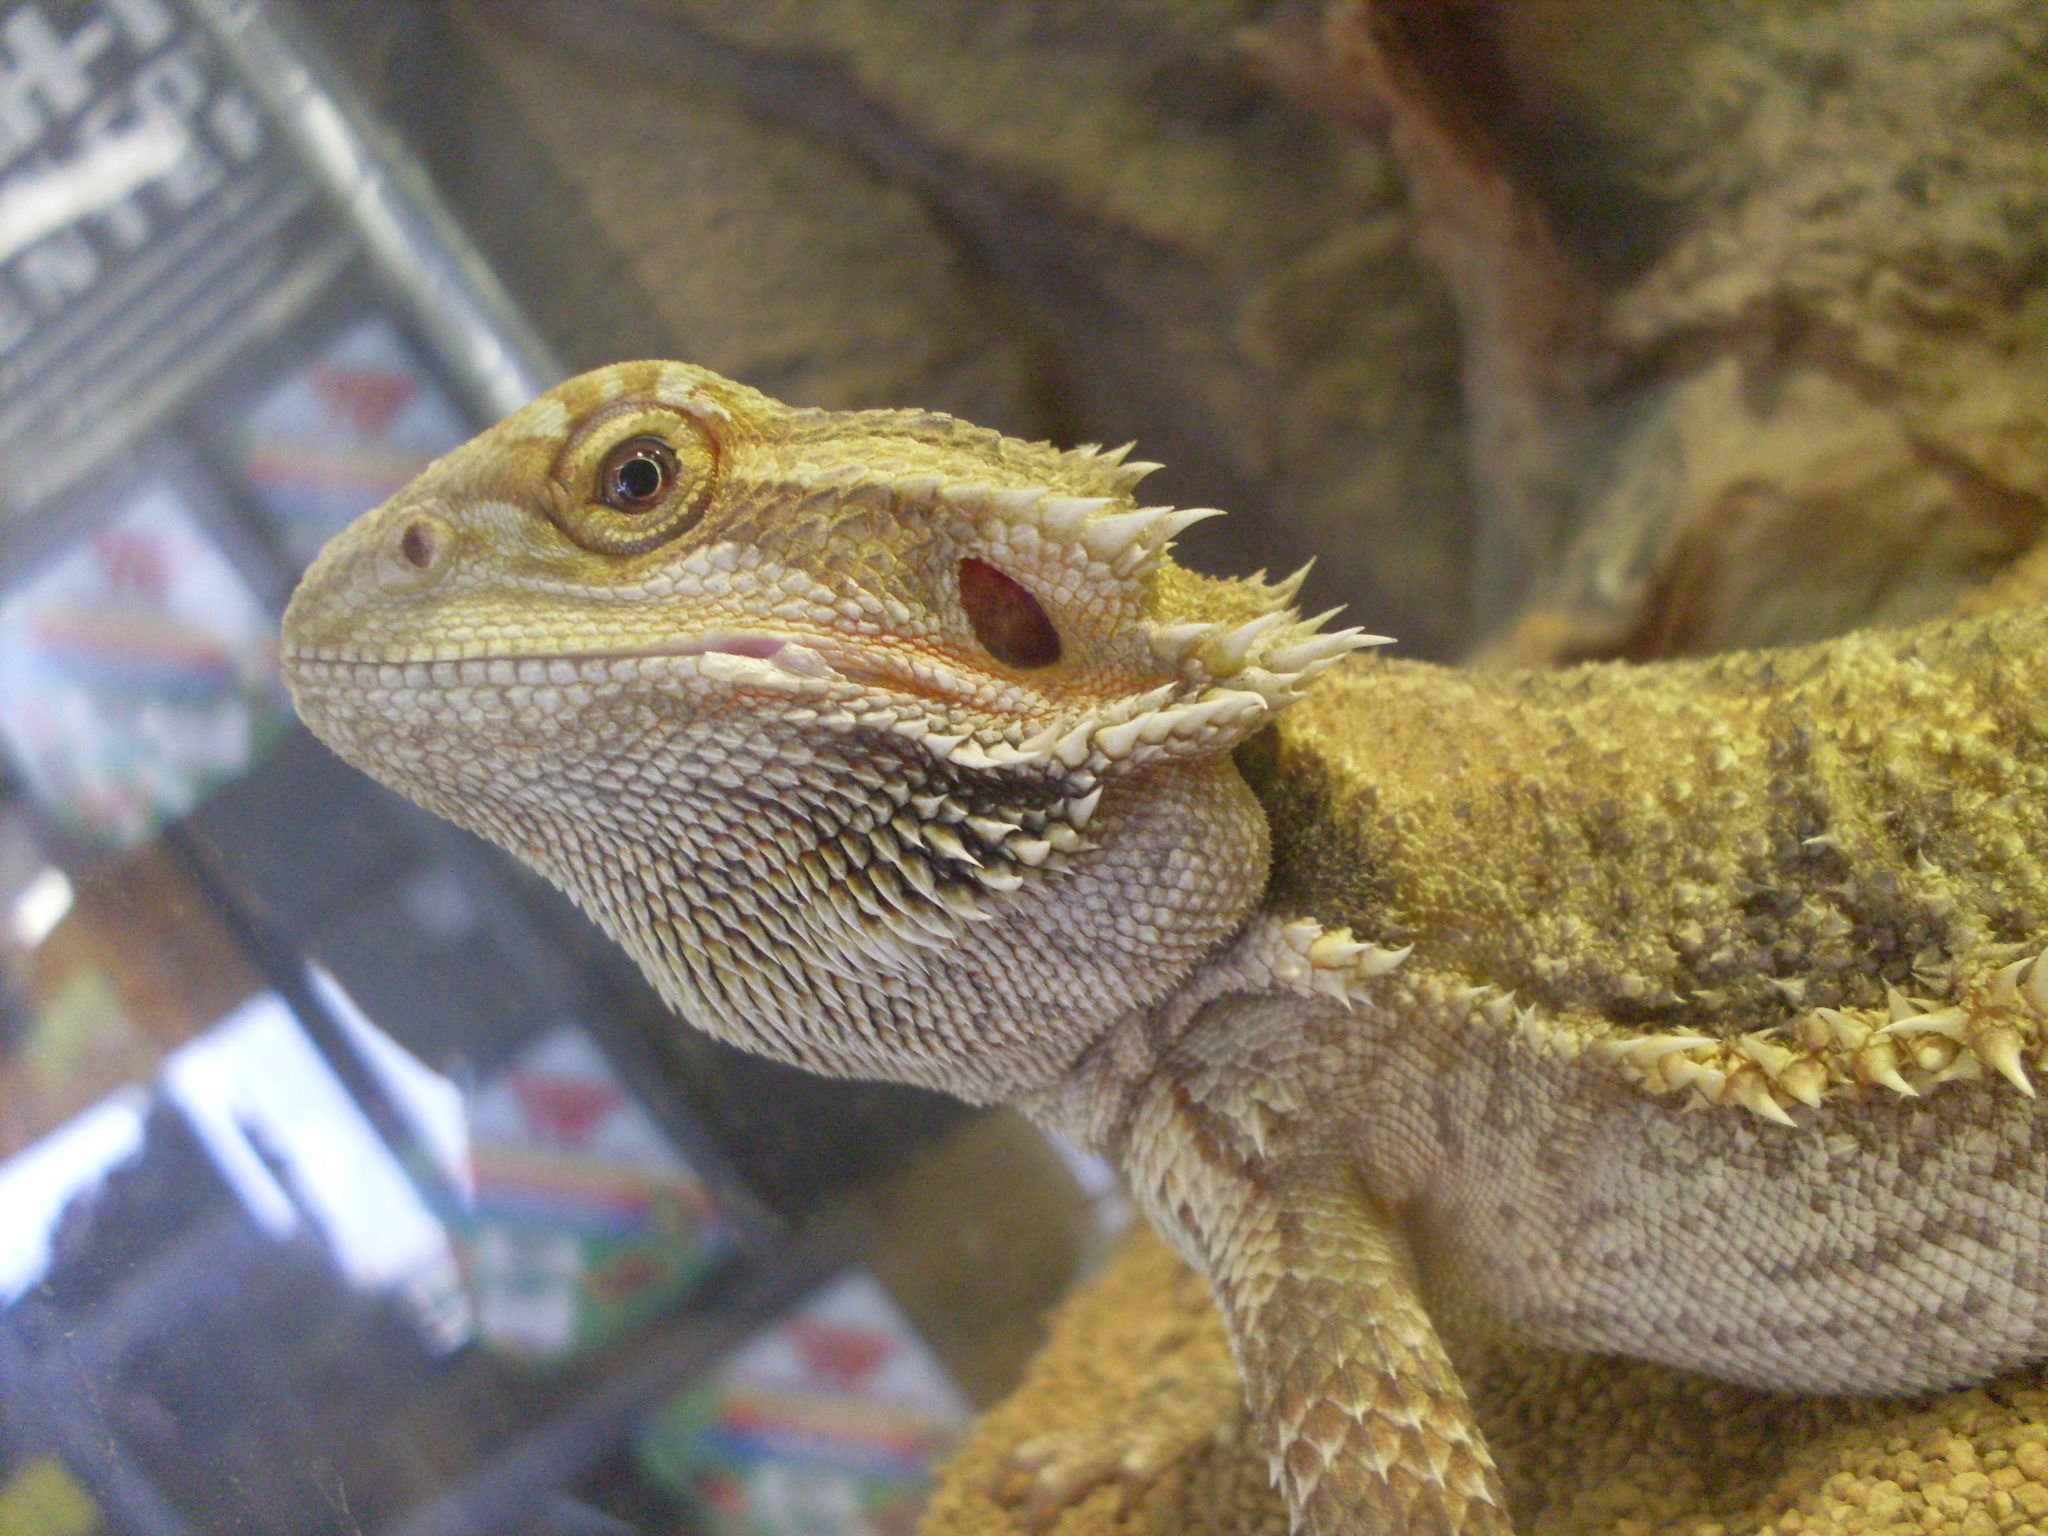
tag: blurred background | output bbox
[0,3,1125,1532]
[1,2,2046,1534]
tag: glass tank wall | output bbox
[0,4,1096,1533]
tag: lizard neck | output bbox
[923,749,1269,1102]
[321,667,1275,1103]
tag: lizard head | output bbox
[282,361,1377,1100]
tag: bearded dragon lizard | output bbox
[280,361,2048,1536]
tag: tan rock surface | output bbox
[1398,0,2048,662]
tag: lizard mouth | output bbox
[544,631,823,671]
[564,632,1021,708]
[281,628,934,697]
[630,632,789,661]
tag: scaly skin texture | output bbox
[281,361,2048,1536]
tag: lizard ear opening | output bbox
[959,558,1061,669]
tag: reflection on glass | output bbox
[161,986,470,1338]
[0,478,285,846]
[229,313,470,567]
[0,1085,145,1303]
[641,1271,970,1536]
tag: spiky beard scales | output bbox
[292,646,1273,1101]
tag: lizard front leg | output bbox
[1123,991,1513,1536]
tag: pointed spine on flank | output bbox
[1174,914,1411,1018]
[1574,947,2048,1122]
[1278,929,1411,1002]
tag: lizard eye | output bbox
[600,436,678,512]
[554,412,718,555]
[959,558,1061,668]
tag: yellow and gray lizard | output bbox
[280,360,2048,1536]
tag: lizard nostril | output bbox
[398,519,439,572]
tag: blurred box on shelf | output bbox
[223,313,469,568]
[0,0,358,523]
[456,1022,729,1364]
[0,473,287,846]
[638,1270,969,1536]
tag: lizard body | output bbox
[281,361,2048,1535]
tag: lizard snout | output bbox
[280,501,459,665]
